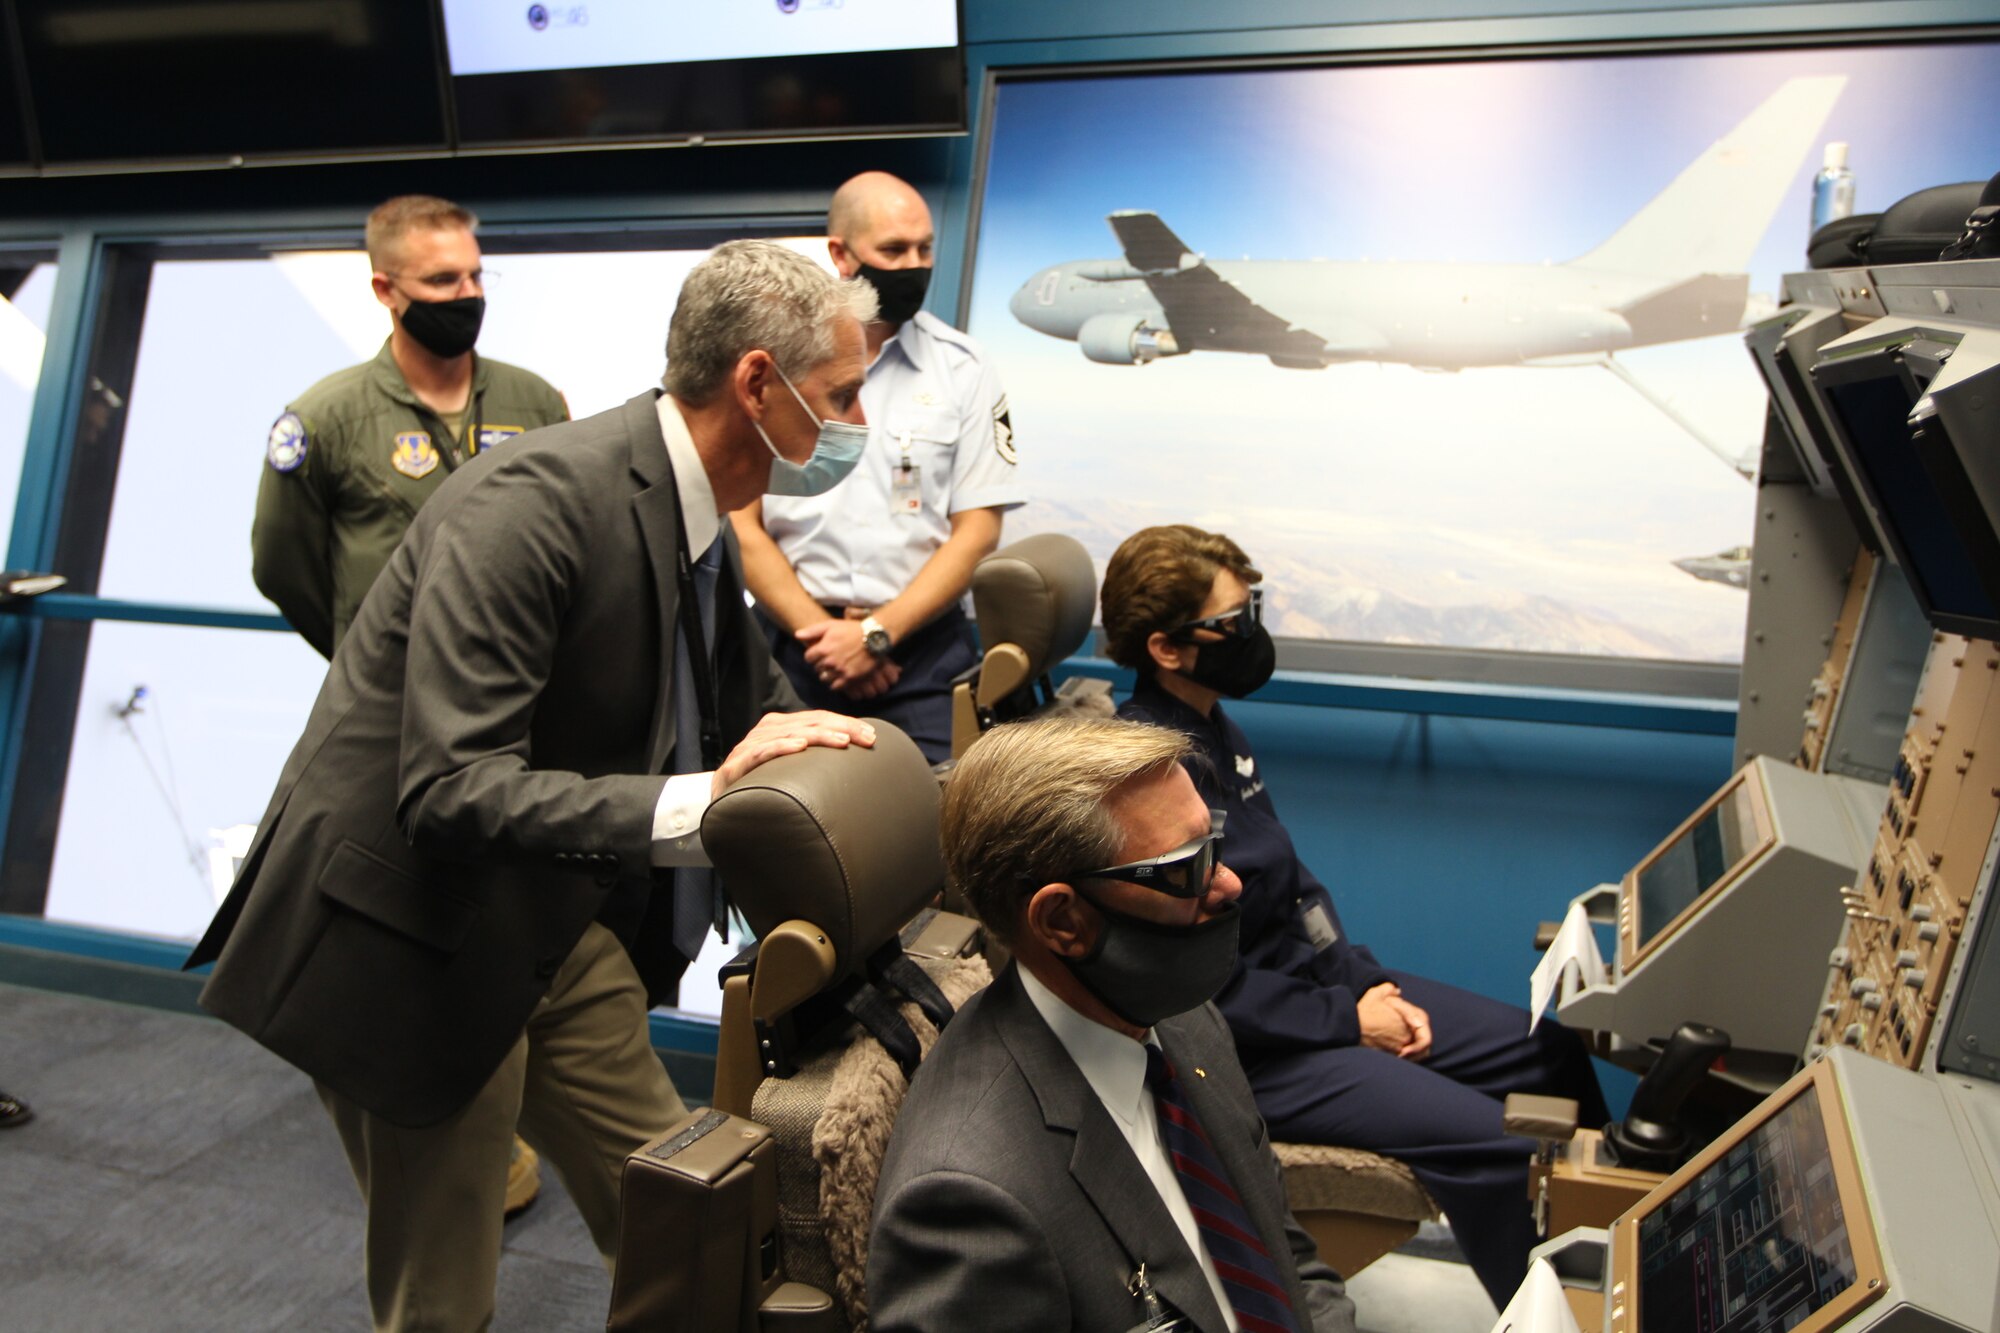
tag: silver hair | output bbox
[662,240,877,403]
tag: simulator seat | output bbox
[609,721,989,1333]
[1271,1143,1438,1277]
[947,532,1114,762]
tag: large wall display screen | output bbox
[442,0,963,146]
[12,0,449,163]
[965,39,2000,663]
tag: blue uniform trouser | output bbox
[765,606,976,765]
[1239,969,1609,1307]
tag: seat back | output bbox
[613,721,979,1333]
[950,533,1106,759]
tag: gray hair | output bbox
[939,715,1192,943]
[663,240,877,403]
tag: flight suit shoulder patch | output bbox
[266,412,308,473]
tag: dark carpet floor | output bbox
[0,982,613,1331]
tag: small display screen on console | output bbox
[1637,1084,1860,1332]
[1636,781,1756,948]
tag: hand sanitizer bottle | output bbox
[1811,142,1857,234]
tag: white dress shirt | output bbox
[649,393,723,865]
[1018,966,1240,1331]
[759,311,1025,609]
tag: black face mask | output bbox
[1181,625,1276,699]
[398,294,485,359]
[856,263,931,326]
[1064,898,1240,1029]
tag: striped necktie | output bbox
[1144,1045,1300,1333]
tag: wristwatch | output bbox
[861,615,893,658]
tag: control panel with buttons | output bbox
[1797,550,1874,773]
[1806,633,2000,1070]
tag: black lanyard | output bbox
[419,385,484,472]
[660,463,723,771]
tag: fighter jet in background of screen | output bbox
[1011,76,1844,392]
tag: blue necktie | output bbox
[1145,1045,1300,1333]
[670,534,725,962]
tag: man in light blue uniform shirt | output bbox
[733,171,1026,762]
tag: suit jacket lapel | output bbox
[993,972,1232,1333]
[623,391,684,775]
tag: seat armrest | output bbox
[1504,1093,1580,1143]
[758,1282,838,1332]
[904,909,983,960]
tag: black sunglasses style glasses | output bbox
[1072,834,1219,900]
[1169,587,1263,643]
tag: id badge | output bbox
[890,461,922,516]
[1301,899,1340,953]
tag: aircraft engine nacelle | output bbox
[1078,312,1181,366]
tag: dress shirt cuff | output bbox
[651,772,714,866]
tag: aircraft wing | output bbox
[1107,211,1332,363]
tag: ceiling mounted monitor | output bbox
[14,0,449,165]
[441,0,964,148]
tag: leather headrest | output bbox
[971,534,1098,676]
[701,720,941,977]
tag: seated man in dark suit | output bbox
[868,715,1359,1333]
[187,241,882,1333]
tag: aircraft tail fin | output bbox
[1109,210,1199,272]
[1572,75,1846,277]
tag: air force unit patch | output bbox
[391,431,440,480]
[266,413,308,473]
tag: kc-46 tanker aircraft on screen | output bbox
[1011,76,1845,476]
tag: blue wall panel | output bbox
[1233,698,1731,1009]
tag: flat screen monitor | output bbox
[1908,366,2000,640]
[13,0,449,163]
[1618,1058,1885,1333]
[1814,335,2000,637]
[442,0,964,147]
[1625,769,1772,964]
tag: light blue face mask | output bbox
[754,366,868,497]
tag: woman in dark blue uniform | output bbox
[1103,524,1609,1307]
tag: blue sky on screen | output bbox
[972,41,2000,320]
[963,39,2000,663]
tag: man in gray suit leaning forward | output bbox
[188,241,880,1332]
[868,716,1359,1333]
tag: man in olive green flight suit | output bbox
[250,195,568,1223]
[252,194,569,657]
